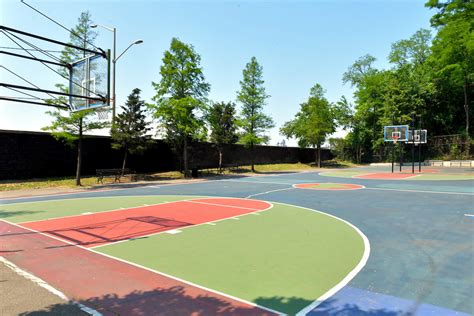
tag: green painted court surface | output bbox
[1,196,366,315]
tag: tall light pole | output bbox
[91,24,143,122]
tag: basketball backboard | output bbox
[384,125,409,142]
[69,54,110,112]
[406,129,427,144]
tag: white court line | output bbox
[0,218,282,315]
[365,187,474,196]
[246,187,295,199]
[184,200,269,211]
[265,202,371,316]
[220,179,294,186]
[292,183,366,191]
[0,234,101,316]
[3,197,371,316]
[17,198,202,224]
[0,179,222,202]
[464,214,474,217]
[165,229,182,234]
[0,170,312,203]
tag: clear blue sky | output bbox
[0,0,433,146]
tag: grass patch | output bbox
[221,161,357,174]
[0,171,184,192]
[0,161,358,192]
[0,176,100,191]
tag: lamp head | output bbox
[134,39,144,45]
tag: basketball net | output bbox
[96,108,109,121]
[393,136,399,144]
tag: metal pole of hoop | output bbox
[391,140,395,173]
[393,135,402,171]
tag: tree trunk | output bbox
[121,151,128,176]
[463,81,470,157]
[75,117,83,186]
[183,137,189,177]
[464,80,469,137]
[317,144,321,168]
[218,150,223,172]
[251,142,255,172]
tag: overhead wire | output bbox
[20,0,104,54]
[0,96,38,100]
[1,65,64,104]
[0,46,63,53]
[3,86,47,101]
[3,29,63,63]
[1,30,101,99]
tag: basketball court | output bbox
[1,167,473,315]
[1,4,473,316]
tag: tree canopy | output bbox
[206,101,238,169]
[280,84,335,167]
[150,38,210,176]
[236,57,274,171]
[111,88,152,173]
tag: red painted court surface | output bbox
[0,220,276,315]
[294,183,364,190]
[22,198,271,248]
[353,173,419,179]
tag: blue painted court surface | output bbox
[2,165,473,315]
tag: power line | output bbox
[1,65,64,103]
[1,30,101,99]
[3,86,46,101]
[0,96,68,109]
[20,0,105,56]
[3,30,63,63]
[1,50,69,68]
[0,46,63,53]
[0,96,38,100]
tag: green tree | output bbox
[150,38,210,176]
[42,110,108,184]
[43,12,107,186]
[206,102,238,171]
[342,54,377,87]
[426,0,473,138]
[111,88,152,175]
[280,84,335,167]
[236,57,274,172]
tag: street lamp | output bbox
[90,24,143,122]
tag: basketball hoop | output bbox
[393,135,399,144]
[96,107,109,121]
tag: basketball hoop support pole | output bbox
[419,143,422,172]
[391,142,395,173]
[411,115,415,174]
[418,118,422,173]
[399,143,402,172]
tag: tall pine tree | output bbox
[111,88,152,175]
[236,57,274,172]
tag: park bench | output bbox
[191,163,243,177]
[96,168,136,184]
